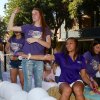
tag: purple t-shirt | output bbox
[21,24,52,55]
[54,53,86,84]
[83,51,100,77]
[9,37,25,55]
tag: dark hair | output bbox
[61,37,79,60]
[90,39,100,56]
[11,32,24,38]
[32,8,47,39]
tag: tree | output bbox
[68,0,83,19]
[4,0,36,25]
[0,17,7,40]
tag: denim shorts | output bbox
[10,60,22,69]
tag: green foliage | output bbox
[68,0,83,18]
[4,0,69,33]
[4,0,99,30]
[5,0,36,25]
[0,17,7,40]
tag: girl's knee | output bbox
[73,86,84,95]
[61,86,72,96]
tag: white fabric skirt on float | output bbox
[0,97,5,100]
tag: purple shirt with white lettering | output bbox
[83,51,100,77]
[54,53,86,84]
[21,24,52,55]
[9,37,25,55]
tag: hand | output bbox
[44,54,53,61]
[26,38,38,44]
[13,7,20,14]
[89,78,98,90]
[10,56,18,60]
[18,53,27,59]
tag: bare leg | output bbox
[59,83,72,100]
[72,81,85,100]
[18,69,24,89]
[10,68,18,83]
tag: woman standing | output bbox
[7,7,52,92]
[20,37,98,100]
[5,32,25,88]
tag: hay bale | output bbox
[47,86,76,100]
[47,86,60,100]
